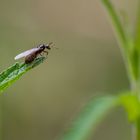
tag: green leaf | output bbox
[61,96,119,140]
[101,0,139,88]
[101,0,128,49]
[120,94,140,122]
[0,56,46,92]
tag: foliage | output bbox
[62,96,119,140]
[0,0,140,140]
[0,56,46,92]
[61,0,140,140]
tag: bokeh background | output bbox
[0,0,138,140]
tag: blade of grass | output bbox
[0,56,46,92]
[101,0,128,49]
[101,0,138,89]
[0,63,19,83]
[61,96,119,140]
[61,93,140,140]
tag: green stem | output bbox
[132,0,140,90]
[101,1,140,140]
[134,119,140,140]
[133,1,140,139]
[101,0,135,87]
[101,0,128,49]
[131,80,140,140]
[134,1,140,52]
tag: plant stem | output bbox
[134,1,140,53]
[131,80,140,139]
[133,1,140,139]
[133,119,140,140]
[101,0,140,140]
[101,0,135,86]
[101,0,128,49]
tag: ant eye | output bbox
[47,46,51,49]
[39,45,45,49]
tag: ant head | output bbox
[45,42,57,50]
[45,43,51,50]
[39,44,46,50]
[38,42,57,50]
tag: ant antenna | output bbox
[48,42,58,49]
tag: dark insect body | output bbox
[15,43,53,64]
[25,51,38,64]
[25,44,51,64]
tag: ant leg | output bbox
[43,50,48,56]
[39,53,43,56]
[38,53,45,58]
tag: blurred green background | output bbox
[0,0,138,140]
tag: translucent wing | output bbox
[14,48,39,60]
